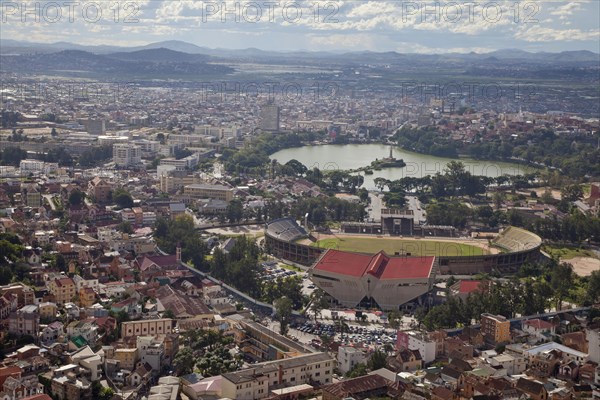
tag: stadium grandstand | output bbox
[492,226,543,252]
[308,249,436,310]
[264,218,323,265]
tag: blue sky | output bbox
[2,0,599,53]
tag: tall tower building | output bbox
[260,103,280,132]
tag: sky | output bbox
[1,0,599,53]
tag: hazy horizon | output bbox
[2,1,599,53]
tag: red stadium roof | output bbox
[313,249,434,280]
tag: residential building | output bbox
[260,103,280,131]
[48,278,76,306]
[113,143,141,167]
[587,327,600,363]
[38,302,57,320]
[220,352,333,400]
[114,348,138,371]
[87,177,112,203]
[485,353,527,375]
[387,349,423,372]
[182,184,234,202]
[8,305,40,337]
[78,288,96,308]
[157,171,200,193]
[137,336,164,373]
[0,284,35,307]
[480,313,511,344]
[41,321,64,344]
[337,346,367,375]
[66,320,98,346]
[321,374,401,400]
[50,370,92,400]
[1,376,44,400]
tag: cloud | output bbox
[515,25,600,42]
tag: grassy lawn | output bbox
[542,245,598,260]
[311,237,486,257]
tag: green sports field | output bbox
[311,237,487,257]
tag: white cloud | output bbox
[515,25,600,42]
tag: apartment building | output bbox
[221,352,334,400]
[183,184,233,202]
[113,143,141,167]
[8,305,40,337]
[87,177,112,203]
[114,348,138,371]
[480,313,511,344]
[48,278,76,306]
[159,172,202,193]
[337,346,367,375]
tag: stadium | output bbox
[264,218,543,275]
[308,249,436,310]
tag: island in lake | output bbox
[368,147,406,170]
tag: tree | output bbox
[226,199,244,223]
[68,190,85,207]
[112,188,134,209]
[493,192,505,210]
[562,184,584,202]
[173,347,195,375]
[309,288,329,322]
[367,349,388,371]
[550,262,575,311]
[0,146,27,166]
[117,221,134,234]
[346,363,368,378]
[387,310,402,330]
[587,270,600,303]
[274,296,293,335]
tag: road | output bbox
[367,192,383,222]
[406,195,426,224]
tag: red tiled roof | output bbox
[523,319,554,330]
[21,395,53,400]
[459,280,483,293]
[313,249,434,280]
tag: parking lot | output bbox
[258,260,301,282]
[282,320,399,351]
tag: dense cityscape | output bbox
[1,2,600,400]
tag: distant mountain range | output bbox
[0,46,233,78]
[2,39,599,64]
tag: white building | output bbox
[485,353,527,376]
[337,346,367,374]
[113,143,142,167]
[260,103,280,131]
[221,352,333,400]
[588,328,600,363]
[137,336,164,373]
[397,331,438,364]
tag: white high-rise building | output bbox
[113,143,142,167]
[260,103,280,131]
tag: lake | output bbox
[270,143,532,190]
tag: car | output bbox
[307,284,315,289]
